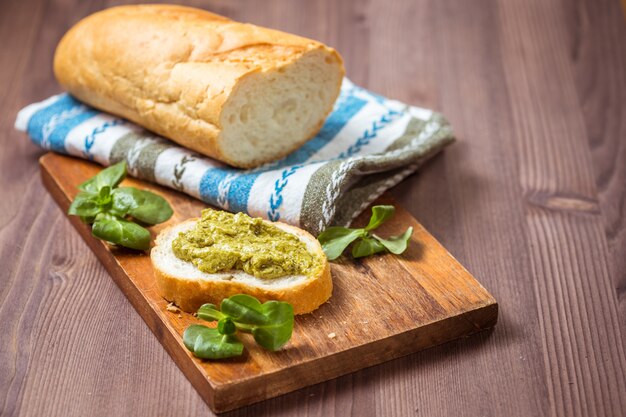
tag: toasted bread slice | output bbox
[151,219,332,315]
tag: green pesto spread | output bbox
[172,209,322,279]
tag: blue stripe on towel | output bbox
[27,94,77,146]
[48,110,99,152]
[220,94,368,213]
[198,166,237,208]
[26,94,98,152]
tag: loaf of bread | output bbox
[54,5,344,168]
[151,219,332,315]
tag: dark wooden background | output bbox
[1,0,625,416]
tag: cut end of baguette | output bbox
[218,47,343,167]
[151,219,332,315]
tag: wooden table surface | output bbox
[1,0,624,416]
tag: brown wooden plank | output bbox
[569,0,626,339]
[390,0,555,414]
[39,152,497,413]
[495,0,626,415]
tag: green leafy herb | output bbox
[316,227,366,260]
[217,318,237,336]
[78,161,127,193]
[317,205,413,260]
[221,295,294,351]
[197,303,225,322]
[351,236,386,258]
[374,227,414,255]
[67,161,173,250]
[183,324,244,359]
[365,205,396,231]
[68,192,102,218]
[112,187,173,225]
[92,213,152,251]
[183,294,294,360]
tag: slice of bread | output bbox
[151,219,332,315]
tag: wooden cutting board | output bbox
[40,152,498,413]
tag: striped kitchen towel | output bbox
[15,79,454,234]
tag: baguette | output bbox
[151,219,332,315]
[53,5,345,168]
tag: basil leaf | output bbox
[91,215,151,250]
[78,161,127,193]
[351,236,387,258]
[373,227,413,255]
[364,205,395,231]
[197,303,225,322]
[183,324,243,359]
[69,162,173,251]
[221,295,294,351]
[80,215,96,224]
[220,295,271,325]
[248,301,294,351]
[113,187,173,225]
[109,187,135,217]
[68,191,101,218]
[96,185,112,208]
[217,318,237,335]
[317,227,366,260]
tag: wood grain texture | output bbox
[1,0,625,416]
[39,153,497,413]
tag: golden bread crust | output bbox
[53,5,344,168]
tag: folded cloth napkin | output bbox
[15,79,454,234]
